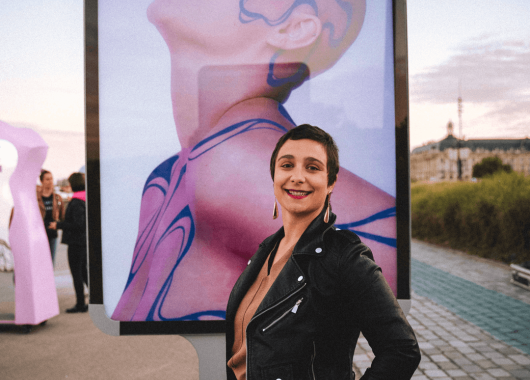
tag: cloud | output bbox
[409,36,530,134]
[410,36,530,104]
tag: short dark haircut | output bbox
[270,124,339,186]
[68,172,85,192]
[40,169,51,182]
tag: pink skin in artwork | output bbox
[111,0,397,321]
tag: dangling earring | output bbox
[273,198,279,220]
[324,192,332,223]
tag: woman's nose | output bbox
[290,166,305,183]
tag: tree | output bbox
[472,156,512,178]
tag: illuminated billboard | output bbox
[86,0,411,334]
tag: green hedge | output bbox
[411,172,530,263]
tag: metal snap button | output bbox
[248,260,251,265]
[298,276,303,281]
[315,247,322,253]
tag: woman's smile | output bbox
[285,189,312,199]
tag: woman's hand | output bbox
[48,221,57,230]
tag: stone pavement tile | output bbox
[447,369,469,377]
[491,357,516,366]
[460,346,479,354]
[462,365,485,373]
[484,352,508,359]
[420,361,440,370]
[455,358,474,366]
[412,259,530,356]
[468,353,488,361]
[447,351,466,359]
[432,354,451,362]
[488,368,512,377]
[470,373,496,380]
[510,355,530,365]
[477,360,497,369]
[509,369,530,379]
[425,369,449,377]
[438,362,459,370]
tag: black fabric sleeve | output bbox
[339,243,421,380]
[56,201,86,235]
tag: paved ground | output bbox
[1,238,530,379]
[0,241,199,380]
[353,240,530,380]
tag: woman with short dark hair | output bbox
[226,125,420,380]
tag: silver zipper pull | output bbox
[291,298,303,314]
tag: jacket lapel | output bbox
[253,257,306,316]
[225,228,283,322]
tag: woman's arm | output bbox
[340,243,421,379]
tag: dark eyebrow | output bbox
[277,154,294,161]
[306,157,325,165]
[277,154,325,166]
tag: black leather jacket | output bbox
[57,198,86,247]
[226,210,420,380]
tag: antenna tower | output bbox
[458,81,463,139]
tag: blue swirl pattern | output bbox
[336,207,397,247]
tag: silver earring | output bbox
[273,198,279,220]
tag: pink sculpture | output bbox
[0,120,59,326]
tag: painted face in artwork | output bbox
[146,0,366,74]
[146,0,272,60]
[274,139,335,220]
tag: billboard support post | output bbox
[184,334,226,380]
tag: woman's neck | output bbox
[281,209,322,249]
[41,187,53,197]
[169,56,297,149]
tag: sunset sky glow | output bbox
[0,0,529,179]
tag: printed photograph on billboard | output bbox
[87,0,409,333]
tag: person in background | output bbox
[50,173,88,313]
[37,169,65,266]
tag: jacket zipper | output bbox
[310,340,317,380]
[262,297,304,332]
[245,283,307,379]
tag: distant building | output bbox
[411,122,530,181]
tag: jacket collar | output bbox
[259,206,336,258]
[294,205,336,256]
[226,208,336,325]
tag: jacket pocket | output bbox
[261,363,293,380]
[262,298,303,332]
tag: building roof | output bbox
[412,135,530,154]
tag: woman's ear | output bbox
[266,5,322,51]
[328,174,338,193]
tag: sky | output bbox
[0,0,529,172]
[407,0,530,148]
[0,1,84,182]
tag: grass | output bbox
[411,172,530,263]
